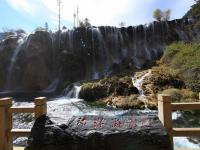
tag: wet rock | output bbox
[25,115,172,150]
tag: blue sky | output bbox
[0,0,195,32]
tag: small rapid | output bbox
[132,69,151,108]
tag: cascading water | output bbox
[0,19,193,93]
[42,78,59,93]
[5,36,26,90]
[132,70,151,107]
[62,84,82,98]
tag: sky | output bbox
[0,0,196,32]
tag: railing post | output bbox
[199,92,200,100]
[0,97,13,150]
[34,97,47,119]
[158,94,173,149]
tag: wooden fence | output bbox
[1,94,200,150]
[158,94,200,150]
[0,97,47,150]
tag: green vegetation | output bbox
[162,88,198,102]
[184,0,200,29]
[149,41,199,103]
[153,9,162,21]
[151,65,184,92]
[185,0,200,18]
[80,74,159,109]
[162,42,200,71]
[161,42,200,91]
[79,75,139,101]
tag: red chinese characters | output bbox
[111,118,124,128]
[93,117,105,129]
[77,117,87,127]
[125,117,137,128]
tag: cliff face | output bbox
[0,18,198,93]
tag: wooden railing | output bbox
[1,94,199,149]
[158,94,200,150]
[0,97,47,150]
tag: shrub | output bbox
[151,65,184,89]
[162,88,198,102]
[161,42,200,91]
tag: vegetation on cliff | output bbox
[185,0,200,19]
[161,42,200,91]
[148,41,200,102]
[184,0,200,30]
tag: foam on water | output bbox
[174,137,200,148]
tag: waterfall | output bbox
[91,27,97,79]
[42,78,59,93]
[68,30,74,50]
[63,84,81,98]
[132,70,151,107]
[5,37,26,90]
[0,18,194,92]
[144,28,151,60]
[74,85,81,99]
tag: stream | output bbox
[12,70,200,149]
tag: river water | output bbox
[13,96,200,149]
[12,70,200,148]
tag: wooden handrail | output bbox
[10,129,32,137]
[171,102,200,110]
[0,97,47,150]
[9,106,35,113]
[173,128,200,137]
[158,93,200,150]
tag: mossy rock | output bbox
[79,83,108,101]
[150,66,185,92]
[79,76,139,102]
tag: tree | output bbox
[79,18,91,28]
[16,29,26,34]
[35,27,45,31]
[62,26,67,30]
[119,22,126,27]
[45,22,48,31]
[84,18,91,27]
[163,9,171,21]
[153,9,163,21]
[153,9,171,21]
